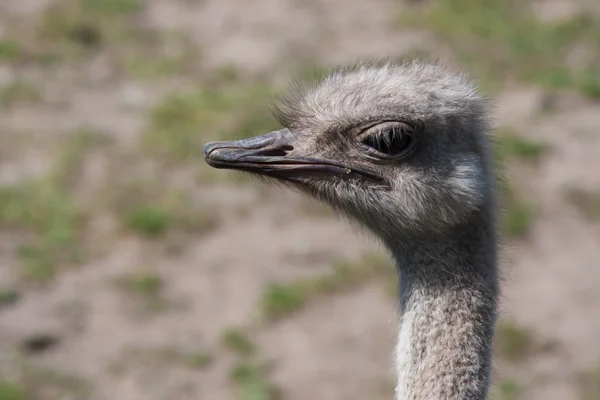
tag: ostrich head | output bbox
[204,61,494,242]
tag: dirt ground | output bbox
[0,0,599,399]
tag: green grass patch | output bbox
[219,324,279,398]
[400,0,600,98]
[79,0,141,16]
[0,288,20,307]
[0,39,22,62]
[0,182,77,240]
[143,83,279,163]
[113,271,169,313]
[496,127,547,162]
[565,187,600,220]
[495,321,533,361]
[499,181,535,238]
[9,363,92,399]
[126,205,171,237]
[490,379,519,400]
[36,0,144,60]
[0,181,82,282]
[261,253,393,320]
[18,242,80,283]
[34,0,200,77]
[123,55,187,81]
[109,345,216,376]
[54,128,113,186]
[215,65,241,83]
[221,329,256,357]
[117,272,163,297]
[576,72,600,100]
[0,81,42,108]
[0,129,109,282]
[40,7,103,51]
[40,0,142,39]
[230,361,280,400]
[187,350,214,370]
[114,182,219,238]
[578,361,600,400]
[502,202,534,238]
[118,31,200,82]
[144,89,232,160]
[0,382,25,400]
[262,284,305,320]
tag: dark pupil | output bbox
[363,126,409,155]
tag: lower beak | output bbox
[203,128,384,183]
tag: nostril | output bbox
[256,145,293,157]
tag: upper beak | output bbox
[203,128,384,183]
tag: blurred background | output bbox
[0,0,599,399]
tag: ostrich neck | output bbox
[387,215,498,400]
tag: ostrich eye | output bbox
[360,122,415,159]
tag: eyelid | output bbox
[358,121,413,139]
[357,121,417,162]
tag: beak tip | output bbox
[203,141,238,167]
[203,142,217,162]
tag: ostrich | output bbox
[203,60,499,399]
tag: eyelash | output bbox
[360,122,416,159]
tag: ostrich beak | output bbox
[203,128,383,182]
